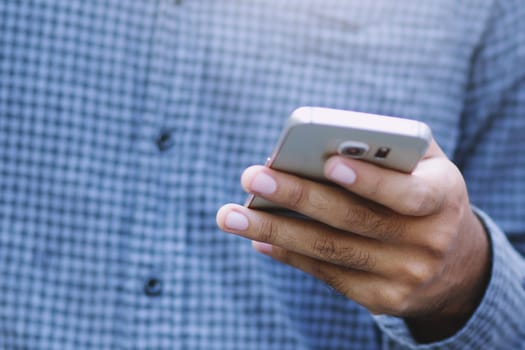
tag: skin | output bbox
[216,139,491,343]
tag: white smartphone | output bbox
[246,106,432,210]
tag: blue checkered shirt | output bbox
[1,1,524,349]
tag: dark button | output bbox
[144,278,162,297]
[156,131,175,152]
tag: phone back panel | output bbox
[247,107,432,210]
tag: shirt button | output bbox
[156,130,175,152]
[144,277,163,297]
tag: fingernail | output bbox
[328,162,356,184]
[225,211,249,231]
[252,241,273,255]
[250,172,277,195]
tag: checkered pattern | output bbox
[1,1,524,349]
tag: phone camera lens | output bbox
[341,146,366,157]
[337,141,369,158]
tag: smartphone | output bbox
[246,106,432,210]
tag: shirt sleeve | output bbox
[374,0,525,348]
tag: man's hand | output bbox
[216,140,490,342]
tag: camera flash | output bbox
[374,147,391,159]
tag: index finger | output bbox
[324,140,449,217]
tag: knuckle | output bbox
[324,273,345,292]
[424,232,454,258]
[257,218,279,243]
[443,194,467,226]
[374,217,404,242]
[312,261,335,284]
[286,181,308,210]
[312,238,375,270]
[378,285,412,316]
[331,279,354,299]
[342,205,375,231]
[312,237,338,260]
[315,264,353,297]
[402,183,436,216]
[402,260,438,286]
[348,250,375,270]
[355,210,403,242]
[344,248,375,270]
[272,247,291,265]
[369,174,386,198]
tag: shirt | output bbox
[1,1,524,349]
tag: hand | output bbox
[217,140,490,342]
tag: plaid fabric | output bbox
[1,1,524,349]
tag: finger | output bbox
[217,203,400,274]
[241,165,403,240]
[424,138,447,159]
[252,242,406,316]
[324,155,448,217]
